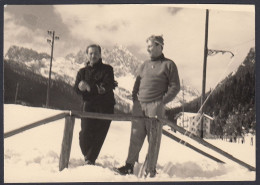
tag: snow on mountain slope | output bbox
[11,45,201,110]
[229,42,255,76]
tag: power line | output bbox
[218,38,255,51]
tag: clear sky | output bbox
[4,4,255,92]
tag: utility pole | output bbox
[182,79,185,127]
[200,9,234,138]
[15,82,19,104]
[46,30,59,108]
[198,9,235,139]
[201,9,209,138]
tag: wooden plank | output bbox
[159,118,256,171]
[146,119,158,177]
[4,112,68,139]
[162,129,225,163]
[71,110,143,121]
[138,119,162,178]
[59,116,75,171]
[138,156,147,178]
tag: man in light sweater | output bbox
[115,35,180,177]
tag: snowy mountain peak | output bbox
[5,44,200,111]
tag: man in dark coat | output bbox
[74,44,117,165]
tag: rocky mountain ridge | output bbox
[4,45,200,110]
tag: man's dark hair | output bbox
[86,44,102,54]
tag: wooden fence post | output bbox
[145,118,162,177]
[59,115,75,171]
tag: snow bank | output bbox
[4,104,256,182]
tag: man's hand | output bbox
[78,81,91,92]
[97,84,106,94]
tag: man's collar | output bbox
[151,54,165,61]
[87,58,103,68]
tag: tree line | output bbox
[167,47,255,137]
[4,58,128,114]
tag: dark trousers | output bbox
[79,103,114,163]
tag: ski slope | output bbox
[4,104,256,182]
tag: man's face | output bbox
[147,40,162,58]
[87,47,101,66]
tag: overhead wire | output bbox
[178,38,255,141]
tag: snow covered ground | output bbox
[4,104,256,182]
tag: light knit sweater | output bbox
[132,54,180,104]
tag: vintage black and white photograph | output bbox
[3,3,256,182]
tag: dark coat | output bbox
[74,59,116,107]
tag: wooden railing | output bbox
[4,111,256,173]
